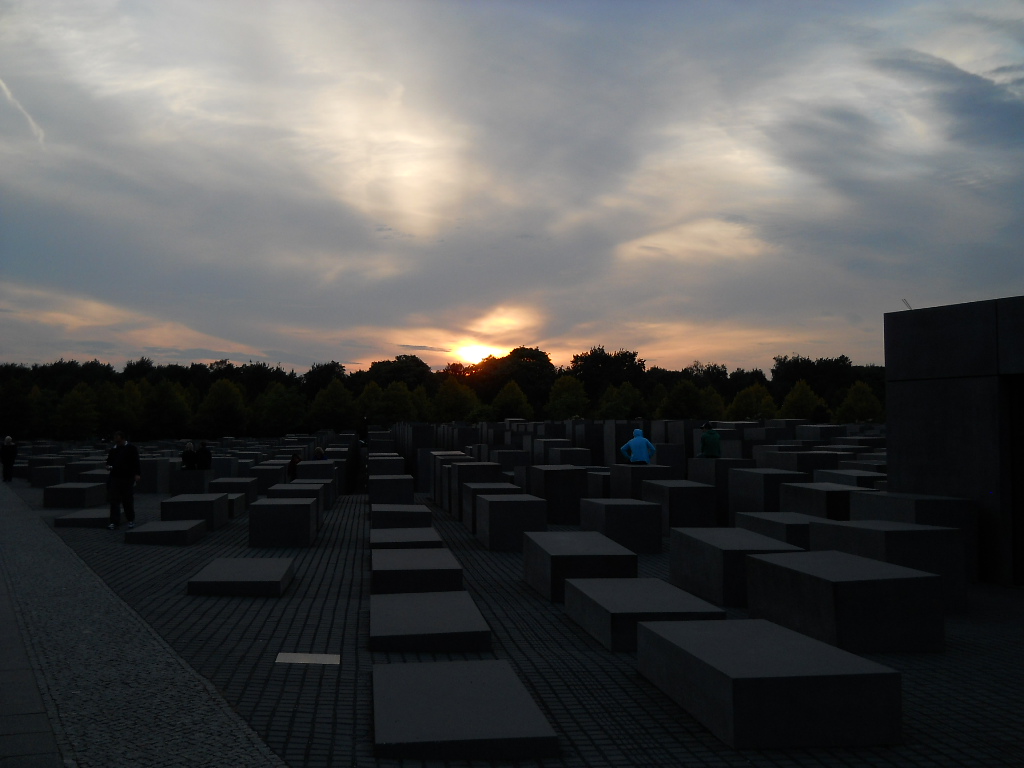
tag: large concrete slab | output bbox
[187,557,295,596]
[565,578,724,651]
[669,527,803,607]
[368,474,415,505]
[461,482,521,533]
[161,493,229,531]
[523,531,637,602]
[728,468,810,519]
[369,527,444,549]
[734,512,820,550]
[369,591,491,651]
[42,483,106,509]
[53,508,111,528]
[248,497,318,547]
[370,548,463,594]
[209,476,259,504]
[637,619,901,748]
[475,493,547,551]
[779,482,876,520]
[747,550,944,652]
[609,464,676,500]
[642,479,717,535]
[370,503,432,529]
[373,660,558,759]
[579,498,662,554]
[125,519,207,545]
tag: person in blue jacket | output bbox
[620,428,657,465]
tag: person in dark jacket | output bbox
[181,442,198,470]
[1,436,16,482]
[697,422,721,458]
[107,431,142,529]
[286,452,301,481]
[195,441,213,470]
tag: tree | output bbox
[467,347,556,411]
[355,382,385,423]
[594,382,646,419]
[379,382,418,424]
[432,378,480,422]
[725,383,777,421]
[656,380,703,419]
[697,386,726,421]
[411,385,433,422]
[307,378,356,431]
[682,361,729,393]
[779,380,829,420]
[490,381,534,420]
[569,346,646,400]
[54,382,99,439]
[303,361,346,398]
[770,355,855,408]
[251,382,307,436]
[546,375,589,419]
[141,379,193,439]
[123,357,156,382]
[834,381,884,423]
[193,379,247,437]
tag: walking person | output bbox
[1,436,16,482]
[107,430,141,529]
[620,428,657,465]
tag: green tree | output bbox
[355,381,385,423]
[491,381,534,420]
[656,380,703,419]
[568,346,646,400]
[697,386,726,421]
[251,382,307,436]
[546,375,589,419]
[379,382,418,424]
[307,378,356,431]
[122,381,144,435]
[26,385,56,438]
[834,381,884,423]
[432,377,480,422]
[725,383,777,421]
[54,382,99,439]
[779,379,829,420]
[594,382,646,419]
[142,379,193,439]
[411,385,433,422]
[193,379,247,437]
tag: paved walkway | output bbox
[1,479,1022,767]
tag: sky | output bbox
[1,0,1023,375]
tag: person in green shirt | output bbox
[698,422,721,458]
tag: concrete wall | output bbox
[884,296,1024,584]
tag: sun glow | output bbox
[455,345,509,364]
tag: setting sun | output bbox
[455,345,509,364]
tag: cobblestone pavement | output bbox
[2,479,1023,767]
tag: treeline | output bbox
[0,347,885,441]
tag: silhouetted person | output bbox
[313,446,325,460]
[181,441,198,470]
[196,441,213,470]
[344,427,367,493]
[697,422,721,458]
[1,436,16,482]
[620,428,657,465]
[107,431,141,529]
[287,452,301,481]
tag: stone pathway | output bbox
[2,479,1022,767]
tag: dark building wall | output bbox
[885,296,1024,584]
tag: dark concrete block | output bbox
[369,591,491,651]
[370,503,432,529]
[29,465,64,488]
[370,548,463,594]
[161,493,229,531]
[763,451,845,474]
[548,447,591,466]
[42,482,107,509]
[747,550,944,652]
[523,531,637,602]
[373,660,558,759]
[637,619,901,748]
[734,512,820,550]
[728,468,810,519]
[370,527,444,549]
[250,464,287,494]
[187,557,294,596]
[476,494,547,551]
[609,464,676,500]
[565,578,723,651]
[808,519,967,610]
[461,482,520,533]
[125,520,207,545]
[528,465,588,524]
[642,479,717,534]
[586,471,610,498]
[137,457,170,493]
[669,527,803,607]
[208,476,259,504]
[368,455,405,475]
[580,498,662,554]
[53,509,110,528]
[885,299,999,381]
[779,482,876,520]
[248,497,318,547]
[686,458,756,525]
[295,459,338,482]
[267,483,325,527]
[170,468,212,495]
[814,469,887,488]
[489,449,531,471]
[368,474,415,505]
[226,492,246,518]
